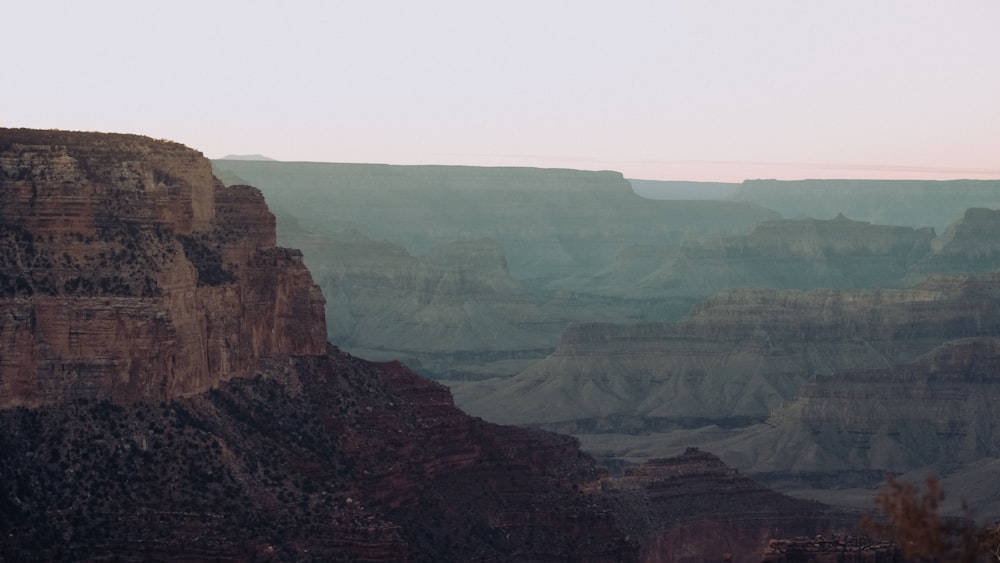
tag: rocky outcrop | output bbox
[762,536,899,563]
[606,449,856,563]
[0,129,326,407]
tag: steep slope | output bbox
[0,129,856,561]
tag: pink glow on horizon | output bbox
[5,1,1000,184]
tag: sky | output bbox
[5,1,999,182]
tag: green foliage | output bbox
[864,476,1000,563]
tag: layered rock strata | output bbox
[638,214,936,296]
[454,274,1000,433]
[0,128,326,407]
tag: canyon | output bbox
[0,128,857,561]
[211,157,1000,523]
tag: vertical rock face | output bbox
[0,129,327,407]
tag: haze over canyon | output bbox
[3,127,1000,560]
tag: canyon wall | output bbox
[0,129,327,407]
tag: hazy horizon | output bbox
[6,1,999,182]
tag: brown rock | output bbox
[0,129,326,407]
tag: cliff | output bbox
[0,129,327,407]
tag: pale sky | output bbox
[5,1,999,182]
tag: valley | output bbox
[212,157,1000,519]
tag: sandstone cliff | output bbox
[0,128,327,407]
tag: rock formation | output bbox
[606,448,856,562]
[454,274,1000,433]
[708,336,1000,485]
[761,536,899,563]
[913,207,1000,276]
[0,129,326,407]
[0,129,856,561]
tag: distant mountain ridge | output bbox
[217,153,276,161]
[732,178,1000,233]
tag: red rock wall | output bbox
[0,129,326,407]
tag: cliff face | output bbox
[0,129,327,407]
